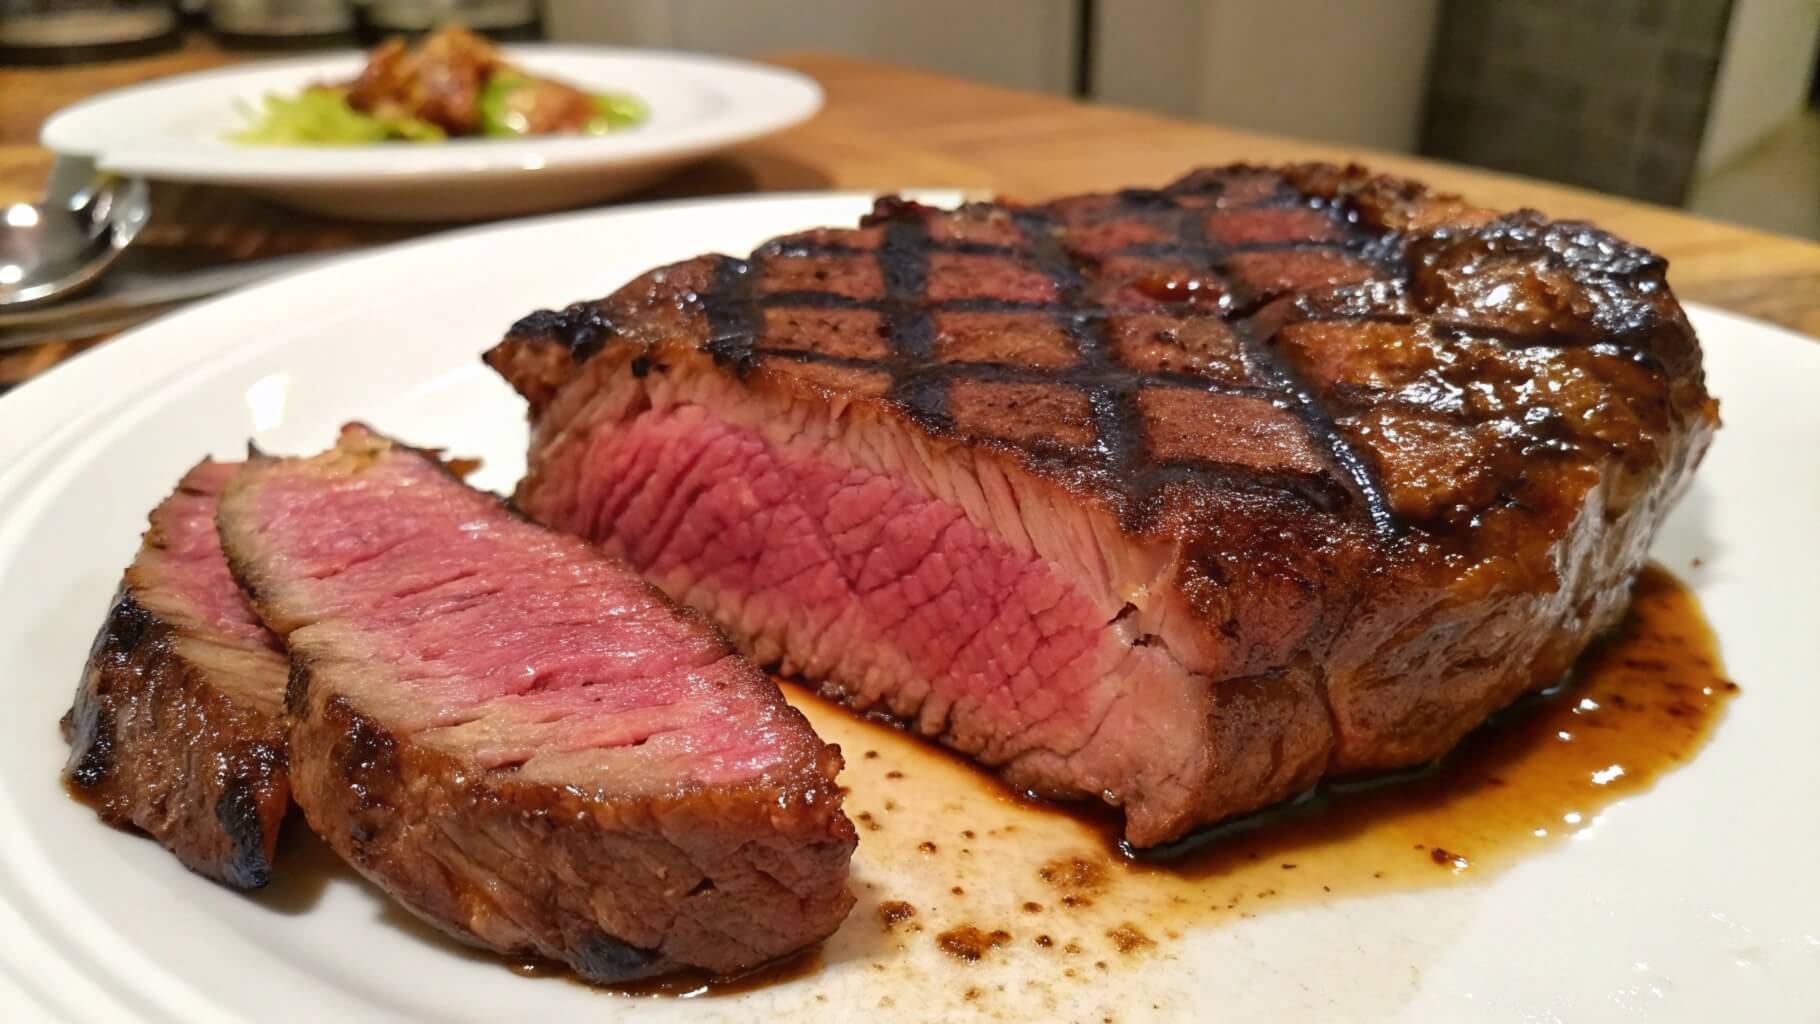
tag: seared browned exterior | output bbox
[488,164,1718,845]
[217,429,857,982]
[62,468,290,890]
[282,681,854,982]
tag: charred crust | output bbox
[64,590,163,790]
[99,589,157,666]
[242,426,859,973]
[63,688,115,791]
[861,194,941,226]
[572,932,665,983]
[700,256,762,374]
[64,567,291,888]
[322,694,399,802]
[508,302,620,364]
[215,772,274,889]
[486,162,1710,848]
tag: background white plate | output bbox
[0,193,1815,1023]
[41,47,822,221]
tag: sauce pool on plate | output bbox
[130,564,1730,997]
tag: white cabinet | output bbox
[546,0,1441,153]
[546,0,1080,94]
[1094,0,1440,153]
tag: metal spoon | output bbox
[0,177,150,309]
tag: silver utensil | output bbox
[0,177,150,308]
[0,248,341,350]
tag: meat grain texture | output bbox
[215,425,855,981]
[62,460,291,889]
[490,163,1717,848]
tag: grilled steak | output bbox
[216,425,855,982]
[62,460,290,889]
[486,163,1717,848]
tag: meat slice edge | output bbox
[62,459,291,890]
[512,356,1337,847]
[215,424,856,982]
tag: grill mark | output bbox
[750,347,1276,399]
[1147,192,1404,538]
[755,292,1067,315]
[758,238,1026,260]
[1145,461,1351,512]
[706,178,1633,543]
[501,170,1692,570]
[1011,208,1145,473]
[700,256,763,374]
[1233,313,1401,537]
[877,219,947,426]
[756,290,878,310]
[755,292,1293,320]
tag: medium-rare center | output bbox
[486,164,1717,848]
[215,424,857,982]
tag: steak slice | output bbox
[62,460,290,890]
[215,425,855,982]
[486,163,1718,848]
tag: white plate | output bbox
[0,193,1816,1023]
[41,47,822,221]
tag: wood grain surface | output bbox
[3,42,1816,394]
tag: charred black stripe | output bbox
[750,346,1275,399]
[756,290,879,311]
[64,589,153,790]
[1010,207,1145,472]
[931,239,1026,258]
[877,219,947,425]
[215,773,274,890]
[1126,190,1401,538]
[1231,313,1400,538]
[757,292,1284,321]
[1143,460,1353,513]
[700,256,764,375]
[509,302,618,365]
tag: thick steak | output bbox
[62,460,290,889]
[486,164,1718,848]
[216,425,855,982]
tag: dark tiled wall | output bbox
[1421,0,1734,204]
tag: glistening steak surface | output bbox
[216,425,855,981]
[487,164,1717,848]
[62,460,290,889]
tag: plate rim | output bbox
[40,44,825,185]
[0,190,1815,1024]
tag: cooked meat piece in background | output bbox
[216,425,855,983]
[345,26,501,135]
[487,162,1717,849]
[344,25,596,136]
[62,460,290,890]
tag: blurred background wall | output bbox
[548,0,1820,239]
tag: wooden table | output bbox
[5,45,1819,393]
